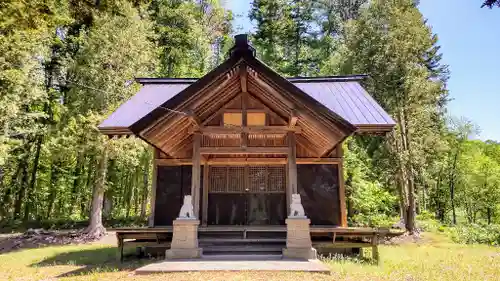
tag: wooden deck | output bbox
[112,225,404,262]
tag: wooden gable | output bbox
[129,35,357,159]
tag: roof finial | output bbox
[229,34,255,58]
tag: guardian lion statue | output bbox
[289,193,306,218]
[178,195,195,219]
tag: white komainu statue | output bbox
[178,195,195,219]
[289,193,306,218]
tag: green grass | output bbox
[0,232,499,281]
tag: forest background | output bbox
[1,0,499,244]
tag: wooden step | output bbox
[199,238,286,243]
[201,254,283,260]
[202,245,284,253]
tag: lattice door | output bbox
[209,165,285,193]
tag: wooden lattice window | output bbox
[267,166,286,192]
[209,166,227,193]
[227,166,245,192]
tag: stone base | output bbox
[282,247,317,260]
[167,219,201,260]
[165,248,203,259]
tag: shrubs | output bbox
[451,224,500,246]
[350,181,399,227]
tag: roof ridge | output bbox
[135,74,368,85]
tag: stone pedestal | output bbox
[165,219,202,259]
[282,218,317,260]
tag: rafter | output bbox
[200,146,288,154]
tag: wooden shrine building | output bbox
[99,34,398,261]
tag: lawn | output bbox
[0,233,499,281]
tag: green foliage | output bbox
[483,0,500,8]
[0,0,233,224]
[351,181,398,227]
[451,224,500,246]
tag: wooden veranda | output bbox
[114,225,403,262]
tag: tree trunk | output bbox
[14,144,31,219]
[486,207,492,225]
[449,148,459,225]
[46,160,61,219]
[0,164,21,219]
[125,171,133,218]
[85,145,108,237]
[422,183,427,212]
[81,156,95,218]
[70,151,85,215]
[103,159,116,219]
[406,173,416,234]
[23,134,43,221]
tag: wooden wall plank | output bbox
[202,164,209,226]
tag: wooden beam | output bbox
[202,164,209,226]
[289,109,298,129]
[191,133,201,218]
[200,146,288,155]
[337,145,347,227]
[148,148,160,227]
[186,110,202,130]
[156,158,192,166]
[199,126,300,134]
[155,157,342,166]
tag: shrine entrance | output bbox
[206,165,287,225]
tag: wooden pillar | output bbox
[372,234,380,263]
[202,164,209,226]
[191,132,201,218]
[148,148,159,227]
[337,144,348,227]
[287,132,298,211]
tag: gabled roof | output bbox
[99,76,395,135]
[98,34,395,157]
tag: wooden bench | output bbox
[310,226,403,263]
[114,227,173,262]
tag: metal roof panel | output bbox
[99,79,395,132]
[99,83,189,129]
[293,81,395,126]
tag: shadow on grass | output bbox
[31,246,160,278]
